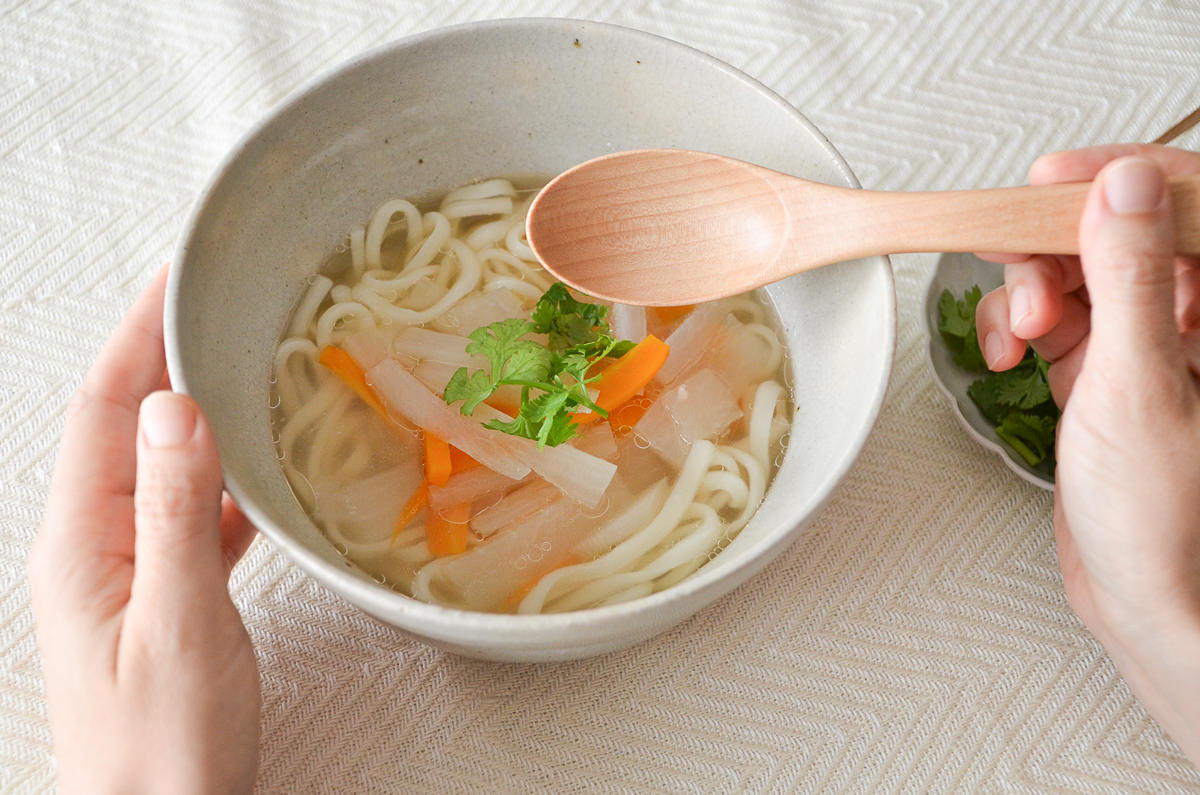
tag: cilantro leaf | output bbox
[465,318,549,383]
[531,282,612,352]
[443,367,497,414]
[945,285,1062,472]
[937,286,987,372]
[995,412,1057,467]
[442,282,638,446]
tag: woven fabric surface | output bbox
[3,1,1200,792]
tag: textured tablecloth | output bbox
[5,1,1200,792]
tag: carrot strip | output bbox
[448,446,482,473]
[424,432,453,487]
[392,482,429,543]
[505,555,580,610]
[319,345,388,417]
[427,503,471,556]
[571,335,670,427]
[608,395,651,435]
[653,304,695,324]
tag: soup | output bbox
[271,178,792,614]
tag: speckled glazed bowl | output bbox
[165,18,895,661]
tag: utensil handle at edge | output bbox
[821,175,1200,261]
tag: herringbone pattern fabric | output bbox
[3,1,1200,792]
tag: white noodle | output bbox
[287,275,332,338]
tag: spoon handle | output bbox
[776,175,1200,268]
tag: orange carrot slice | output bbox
[424,432,452,487]
[448,446,482,473]
[319,345,388,417]
[391,483,429,543]
[572,335,670,427]
[654,304,695,324]
[427,503,471,556]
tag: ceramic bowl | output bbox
[923,252,1054,490]
[165,18,896,661]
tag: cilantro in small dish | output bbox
[937,286,1061,471]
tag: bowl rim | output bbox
[166,16,897,634]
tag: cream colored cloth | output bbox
[4,1,1200,792]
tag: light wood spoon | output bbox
[526,149,1200,306]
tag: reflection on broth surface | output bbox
[271,177,792,614]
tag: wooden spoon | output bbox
[526,149,1200,306]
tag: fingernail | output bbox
[140,392,197,448]
[983,332,1004,368]
[1104,158,1164,214]
[1009,286,1031,334]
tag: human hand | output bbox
[28,268,260,793]
[975,144,1200,762]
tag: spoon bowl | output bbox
[527,148,1200,305]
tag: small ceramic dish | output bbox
[923,252,1054,490]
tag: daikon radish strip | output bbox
[571,335,670,427]
[430,288,525,334]
[654,302,724,386]
[412,360,460,393]
[471,479,561,538]
[703,317,784,395]
[416,493,595,611]
[636,369,742,468]
[474,404,617,507]
[610,304,647,342]
[429,466,525,511]
[573,423,618,461]
[340,327,398,372]
[314,463,423,543]
[365,359,530,480]
[392,327,481,368]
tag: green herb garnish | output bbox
[442,283,634,447]
[937,286,1061,470]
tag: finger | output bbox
[1005,255,1064,339]
[1177,257,1200,331]
[1046,335,1088,407]
[1031,144,1200,186]
[131,392,227,607]
[1184,329,1200,377]
[219,494,257,578]
[976,252,1033,264]
[41,267,169,558]
[1028,291,1091,362]
[975,287,1028,370]
[1078,157,1183,372]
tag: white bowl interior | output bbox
[167,19,895,661]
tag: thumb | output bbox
[132,391,227,606]
[1079,156,1182,369]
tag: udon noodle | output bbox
[271,178,792,614]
